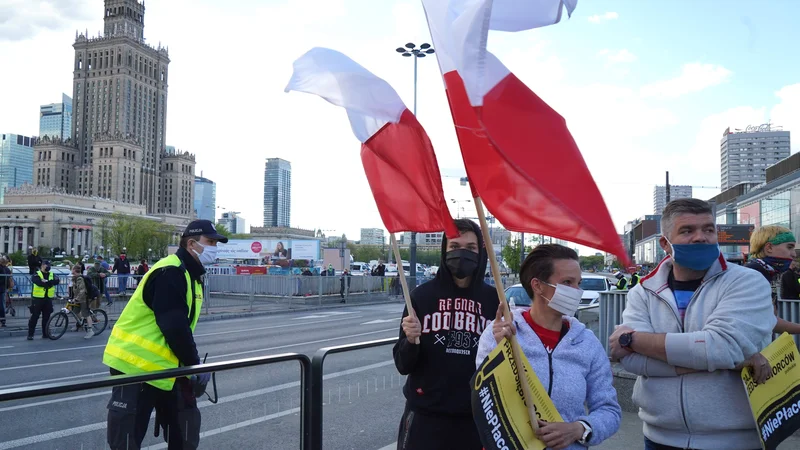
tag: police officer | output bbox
[630,271,641,288]
[614,271,628,290]
[28,259,59,340]
[104,220,227,450]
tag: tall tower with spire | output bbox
[36,0,174,215]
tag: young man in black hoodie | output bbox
[393,219,500,450]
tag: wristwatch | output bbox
[619,331,635,349]
[578,420,593,445]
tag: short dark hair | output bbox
[661,198,713,237]
[454,218,478,236]
[520,244,579,299]
[179,236,192,249]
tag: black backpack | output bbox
[81,275,101,299]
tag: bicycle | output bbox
[46,297,108,340]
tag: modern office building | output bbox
[0,134,36,204]
[720,124,790,190]
[219,211,247,234]
[360,228,385,246]
[653,185,692,214]
[194,174,216,222]
[263,158,291,227]
[39,94,73,140]
[33,0,178,216]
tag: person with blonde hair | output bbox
[745,224,800,334]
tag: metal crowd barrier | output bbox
[0,353,313,450]
[598,291,628,355]
[309,337,399,450]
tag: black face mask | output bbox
[445,249,479,280]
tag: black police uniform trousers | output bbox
[27,297,53,338]
[107,368,201,450]
[397,404,483,450]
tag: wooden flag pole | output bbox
[391,234,419,345]
[473,197,539,432]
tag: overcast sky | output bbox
[2,0,799,251]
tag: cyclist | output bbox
[28,259,59,340]
[71,264,95,339]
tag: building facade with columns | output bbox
[0,185,187,256]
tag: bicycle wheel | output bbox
[91,309,108,336]
[46,312,69,340]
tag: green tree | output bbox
[230,233,251,240]
[215,223,231,238]
[106,213,174,261]
[579,255,605,270]
[351,245,384,263]
[501,236,533,275]
[8,250,25,266]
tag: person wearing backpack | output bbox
[71,265,96,339]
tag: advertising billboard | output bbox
[217,239,320,262]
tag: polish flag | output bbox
[285,47,459,238]
[423,0,629,264]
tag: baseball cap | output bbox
[42,259,52,266]
[182,220,229,243]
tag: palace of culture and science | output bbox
[0,1,195,255]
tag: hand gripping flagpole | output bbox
[391,234,419,345]
[474,196,539,433]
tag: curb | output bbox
[0,298,404,339]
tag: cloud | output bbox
[0,0,94,41]
[770,83,800,152]
[588,12,619,23]
[640,63,732,99]
[597,48,637,66]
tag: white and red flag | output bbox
[422,0,629,264]
[285,47,459,238]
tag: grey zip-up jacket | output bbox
[621,255,775,450]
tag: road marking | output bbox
[0,391,109,412]
[361,319,398,325]
[0,344,106,358]
[0,359,396,449]
[144,408,301,450]
[208,328,397,359]
[194,315,362,338]
[377,444,396,450]
[292,311,356,320]
[0,360,81,372]
[0,346,14,349]
[2,371,107,389]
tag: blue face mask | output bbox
[665,237,720,271]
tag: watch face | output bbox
[620,332,632,347]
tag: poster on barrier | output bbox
[217,239,320,262]
[471,338,562,450]
[742,332,800,450]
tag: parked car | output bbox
[503,273,612,310]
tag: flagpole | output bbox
[473,197,539,432]
[391,233,419,344]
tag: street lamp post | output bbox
[396,42,435,285]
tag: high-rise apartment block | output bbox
[360,228,385,246]
[720,124,791,190]
[31,0,193,217]
[39,94,73,140]
[263,158,291,227]
[653,185,693,215]
[0,134,35,203]
[194,174,216,222]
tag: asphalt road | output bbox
[0,304,406,450]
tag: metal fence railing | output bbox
[0,353,312,449]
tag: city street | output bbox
[0,303,406,450]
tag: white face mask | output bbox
[192,240,217,265]
[539,280,584,316]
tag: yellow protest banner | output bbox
[471,338,562,450]
[742,332,800,450]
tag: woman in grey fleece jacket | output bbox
[476,245,621,449]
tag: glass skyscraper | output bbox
[0,134,35,203]
[39,94,73,140]
[193,174,216,221]
[263,158,291,227]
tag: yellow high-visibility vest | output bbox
[31,270,54,298]
[102,254,202,391]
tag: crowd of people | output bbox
[394,198,800,450]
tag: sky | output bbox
[2,0,800,253]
